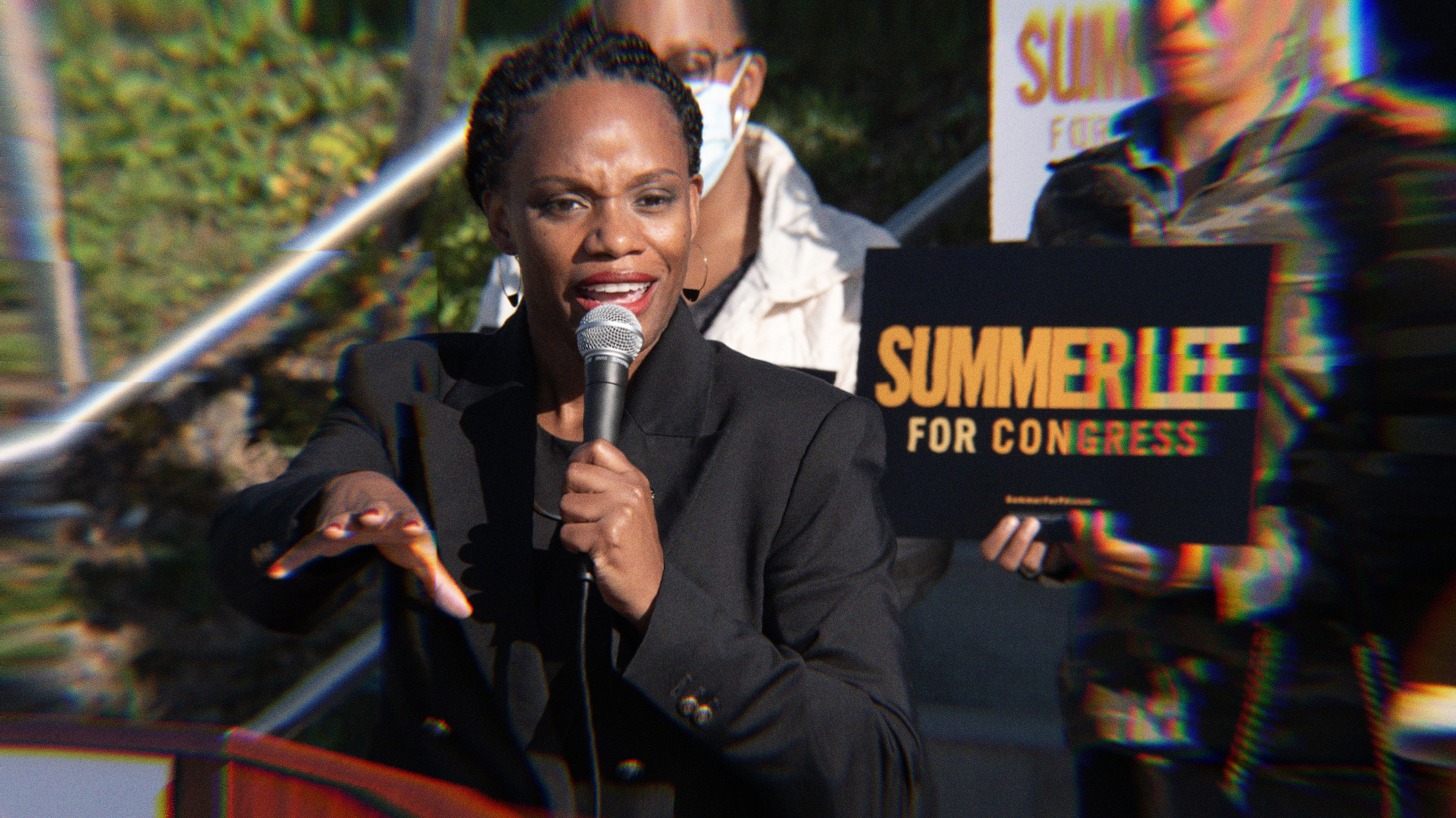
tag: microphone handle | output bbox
[579,354,630,584]
[582,355,629,446]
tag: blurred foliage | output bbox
[54,1,516,372]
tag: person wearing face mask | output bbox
[473,0,897,395]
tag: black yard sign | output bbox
[857,245,1272,545]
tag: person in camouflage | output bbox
[981,0,1456,814]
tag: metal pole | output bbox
[241,623,384,738]
[0,0,89,392]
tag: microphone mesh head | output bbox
[576,303,644,364]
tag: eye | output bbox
[538,195,587,217]
[636,189,677,209]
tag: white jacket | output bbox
[472,124,896,392]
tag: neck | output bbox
[695,140,761,297]
[529,313,660,441]
[1160,80,1288,171]
[529,321,586,441]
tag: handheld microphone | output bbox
[574,304,640,818]
[573,304,644,584]
[576,304,644,446]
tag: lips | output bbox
[1150,46,1210,64]
[574,272,657,314]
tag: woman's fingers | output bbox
[569,439,634,473]
[981,515,1044,572]
[387,535,473,619]
[1023,539,1048,574]
[268,508,427,578]
[559,441,661,627]
[272,471,467,616]
[267,532,338,579]
[558,521,598,557]
[980,515,1021,562]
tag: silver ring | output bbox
[1017,564,1042,581]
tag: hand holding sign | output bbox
[981,510,1176,593]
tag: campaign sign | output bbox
[857,245,1272,545]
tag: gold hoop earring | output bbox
[682,243,709,303]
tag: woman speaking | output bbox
[210,18,920,818]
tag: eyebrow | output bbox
[528,169,686,188]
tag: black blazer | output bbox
[212,305,922,817]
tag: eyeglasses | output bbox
[661,46,752,85]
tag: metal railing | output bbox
[0,108,471,476]
[883,144,989,245]
[238,141,991,738]
[241,623,384,738]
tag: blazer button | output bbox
[691,704,714,727]
[615,759,645,781]
[677,695,699,718]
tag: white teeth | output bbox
[587,282,649,294]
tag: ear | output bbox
[482,189,518,256]
[733,52,767,113]
[688,172,702,239]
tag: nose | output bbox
[584,198,645,259]
[1140,0,1201,35]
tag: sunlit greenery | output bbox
[55,3,519,372]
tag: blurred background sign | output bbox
[988,0,1369,242]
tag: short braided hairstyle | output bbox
[465,15,702,209]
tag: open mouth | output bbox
[574,276,657,314]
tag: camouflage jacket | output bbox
[1030,85,1456,763]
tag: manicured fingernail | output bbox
[267,562,290,579]
[440,587,472,619]
[402,520,424,533]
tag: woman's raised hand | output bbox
[267,470,473,619]
[560,440,664,630]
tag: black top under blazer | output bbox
[211,304,923,817]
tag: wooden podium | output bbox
[0,715,533,818]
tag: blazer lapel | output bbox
[619,305,722,553]
[411,393,485,584]
[408,318,541,688]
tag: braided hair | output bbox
[465,15,703,209]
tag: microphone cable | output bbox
[533,496,602,817]
[578,567,602,818]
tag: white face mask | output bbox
[688,55,752,197]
